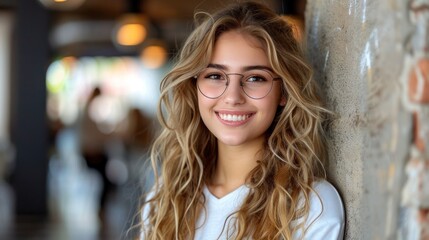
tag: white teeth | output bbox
[219,113,250,122]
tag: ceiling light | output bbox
[113,14,148,51]
[117,23,146,46]
[38,0,86,11]
[140,42,168,69]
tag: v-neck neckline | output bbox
[203,184,248,203]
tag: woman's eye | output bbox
[206,73,224,80]
[247,75,267,82]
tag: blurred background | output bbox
[0,0,305,239]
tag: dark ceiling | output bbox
[31,0,306,57]
[64,0,281,20]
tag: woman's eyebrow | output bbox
[207,63,275,73]
[242,65,275,72]
[207,63,228,70]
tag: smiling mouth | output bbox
[217,113,253,122]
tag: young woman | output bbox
[140,1,344,239]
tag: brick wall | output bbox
[400,1,429,239]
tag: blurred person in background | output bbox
[121,108,153,161]
[77,86,112,220]
[118,107,155,191]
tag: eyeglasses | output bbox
[196,67,281,99]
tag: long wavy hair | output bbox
[141,1,328,239]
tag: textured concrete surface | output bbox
[306,1,412,239]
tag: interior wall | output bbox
[305,1,412,239]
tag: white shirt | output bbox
[142,180,345,240]
[194,180,344,240]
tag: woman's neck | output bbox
[208,139,264,198]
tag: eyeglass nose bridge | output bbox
[224,73,245,87]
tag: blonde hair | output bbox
[141,1,328,239]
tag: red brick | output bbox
[409,59,429,103]
[414,112,426,152]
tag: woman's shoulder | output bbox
[297,179,345,239]
[310,180,344,220]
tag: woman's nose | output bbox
[222,76,245,105]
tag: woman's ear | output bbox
[279,96,286,106]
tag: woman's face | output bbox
[197,30,285,148]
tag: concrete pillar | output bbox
[306,1,412,239]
